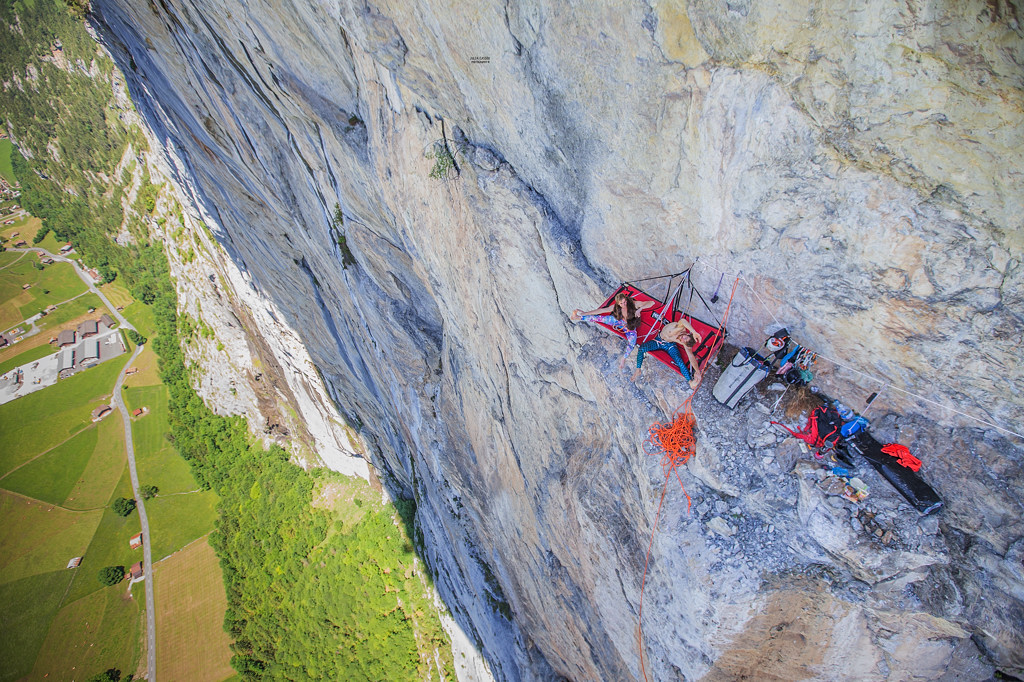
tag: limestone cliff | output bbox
[89,1,1023,679]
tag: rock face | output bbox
[89,1,1023,679]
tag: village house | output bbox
[77,319,98,338]
[129,533,143,550]
[56,329,76,347]
[129,562,144,581]
[132,408,144,418]
[59,243,73,253]
[91,405,112,421]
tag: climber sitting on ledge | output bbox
[632,317,702,389]
[571,291,656,370]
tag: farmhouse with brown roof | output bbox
[56,329,76,347]
[91,405,112,421]
[77,319,98,338]
[129,533,143,550]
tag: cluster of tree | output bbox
[87,668,129,682]
[125,329,147,346]
[97,565,124,586]
[112,497,136,517]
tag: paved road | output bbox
[112,335,156,678]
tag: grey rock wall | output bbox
[89,0,1022,679]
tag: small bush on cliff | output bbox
[331,203,357,268]
[424,119,463,181]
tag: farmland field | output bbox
[0,426,99,505]
[0,570,75,682]
[63,416,128,510]
[0,259,86,322]
[30,581,143,682]
[0,251,23,268]
[0,491,102,585]
[0,355,129,474]
[154,536,234,682]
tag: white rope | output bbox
[691,260,1023,440]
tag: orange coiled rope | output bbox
[637,278,738,682]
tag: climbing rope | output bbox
[637,277,739,682]
[881,443,922,471]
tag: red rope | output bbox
[637,277,738,682]
[771,406,837,451]
[881,443,921,471]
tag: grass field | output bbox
[147,491,218,562]
[99,279,134,309]
[0,426,99,505]
[0,570,76,682]
[154,536,234,682]
[126,385,192,492]
[0,491,102,585]
[0,251,24,268]
[63,416,127,510]
[37,229,64,255]
[0,138,14,184]
[122,300,156,339]
[0,258,88,330]
[1,216,41,243]
[31,581,143,682]
[0,354,129,475]
[64,467,142,605]
[123,344,160,387]
[0,219,65,257]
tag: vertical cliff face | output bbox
[89,1,1022,679]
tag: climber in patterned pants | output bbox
[632,317,703,389]
[571,292,655,370]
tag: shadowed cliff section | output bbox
[89,0,1023,679]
